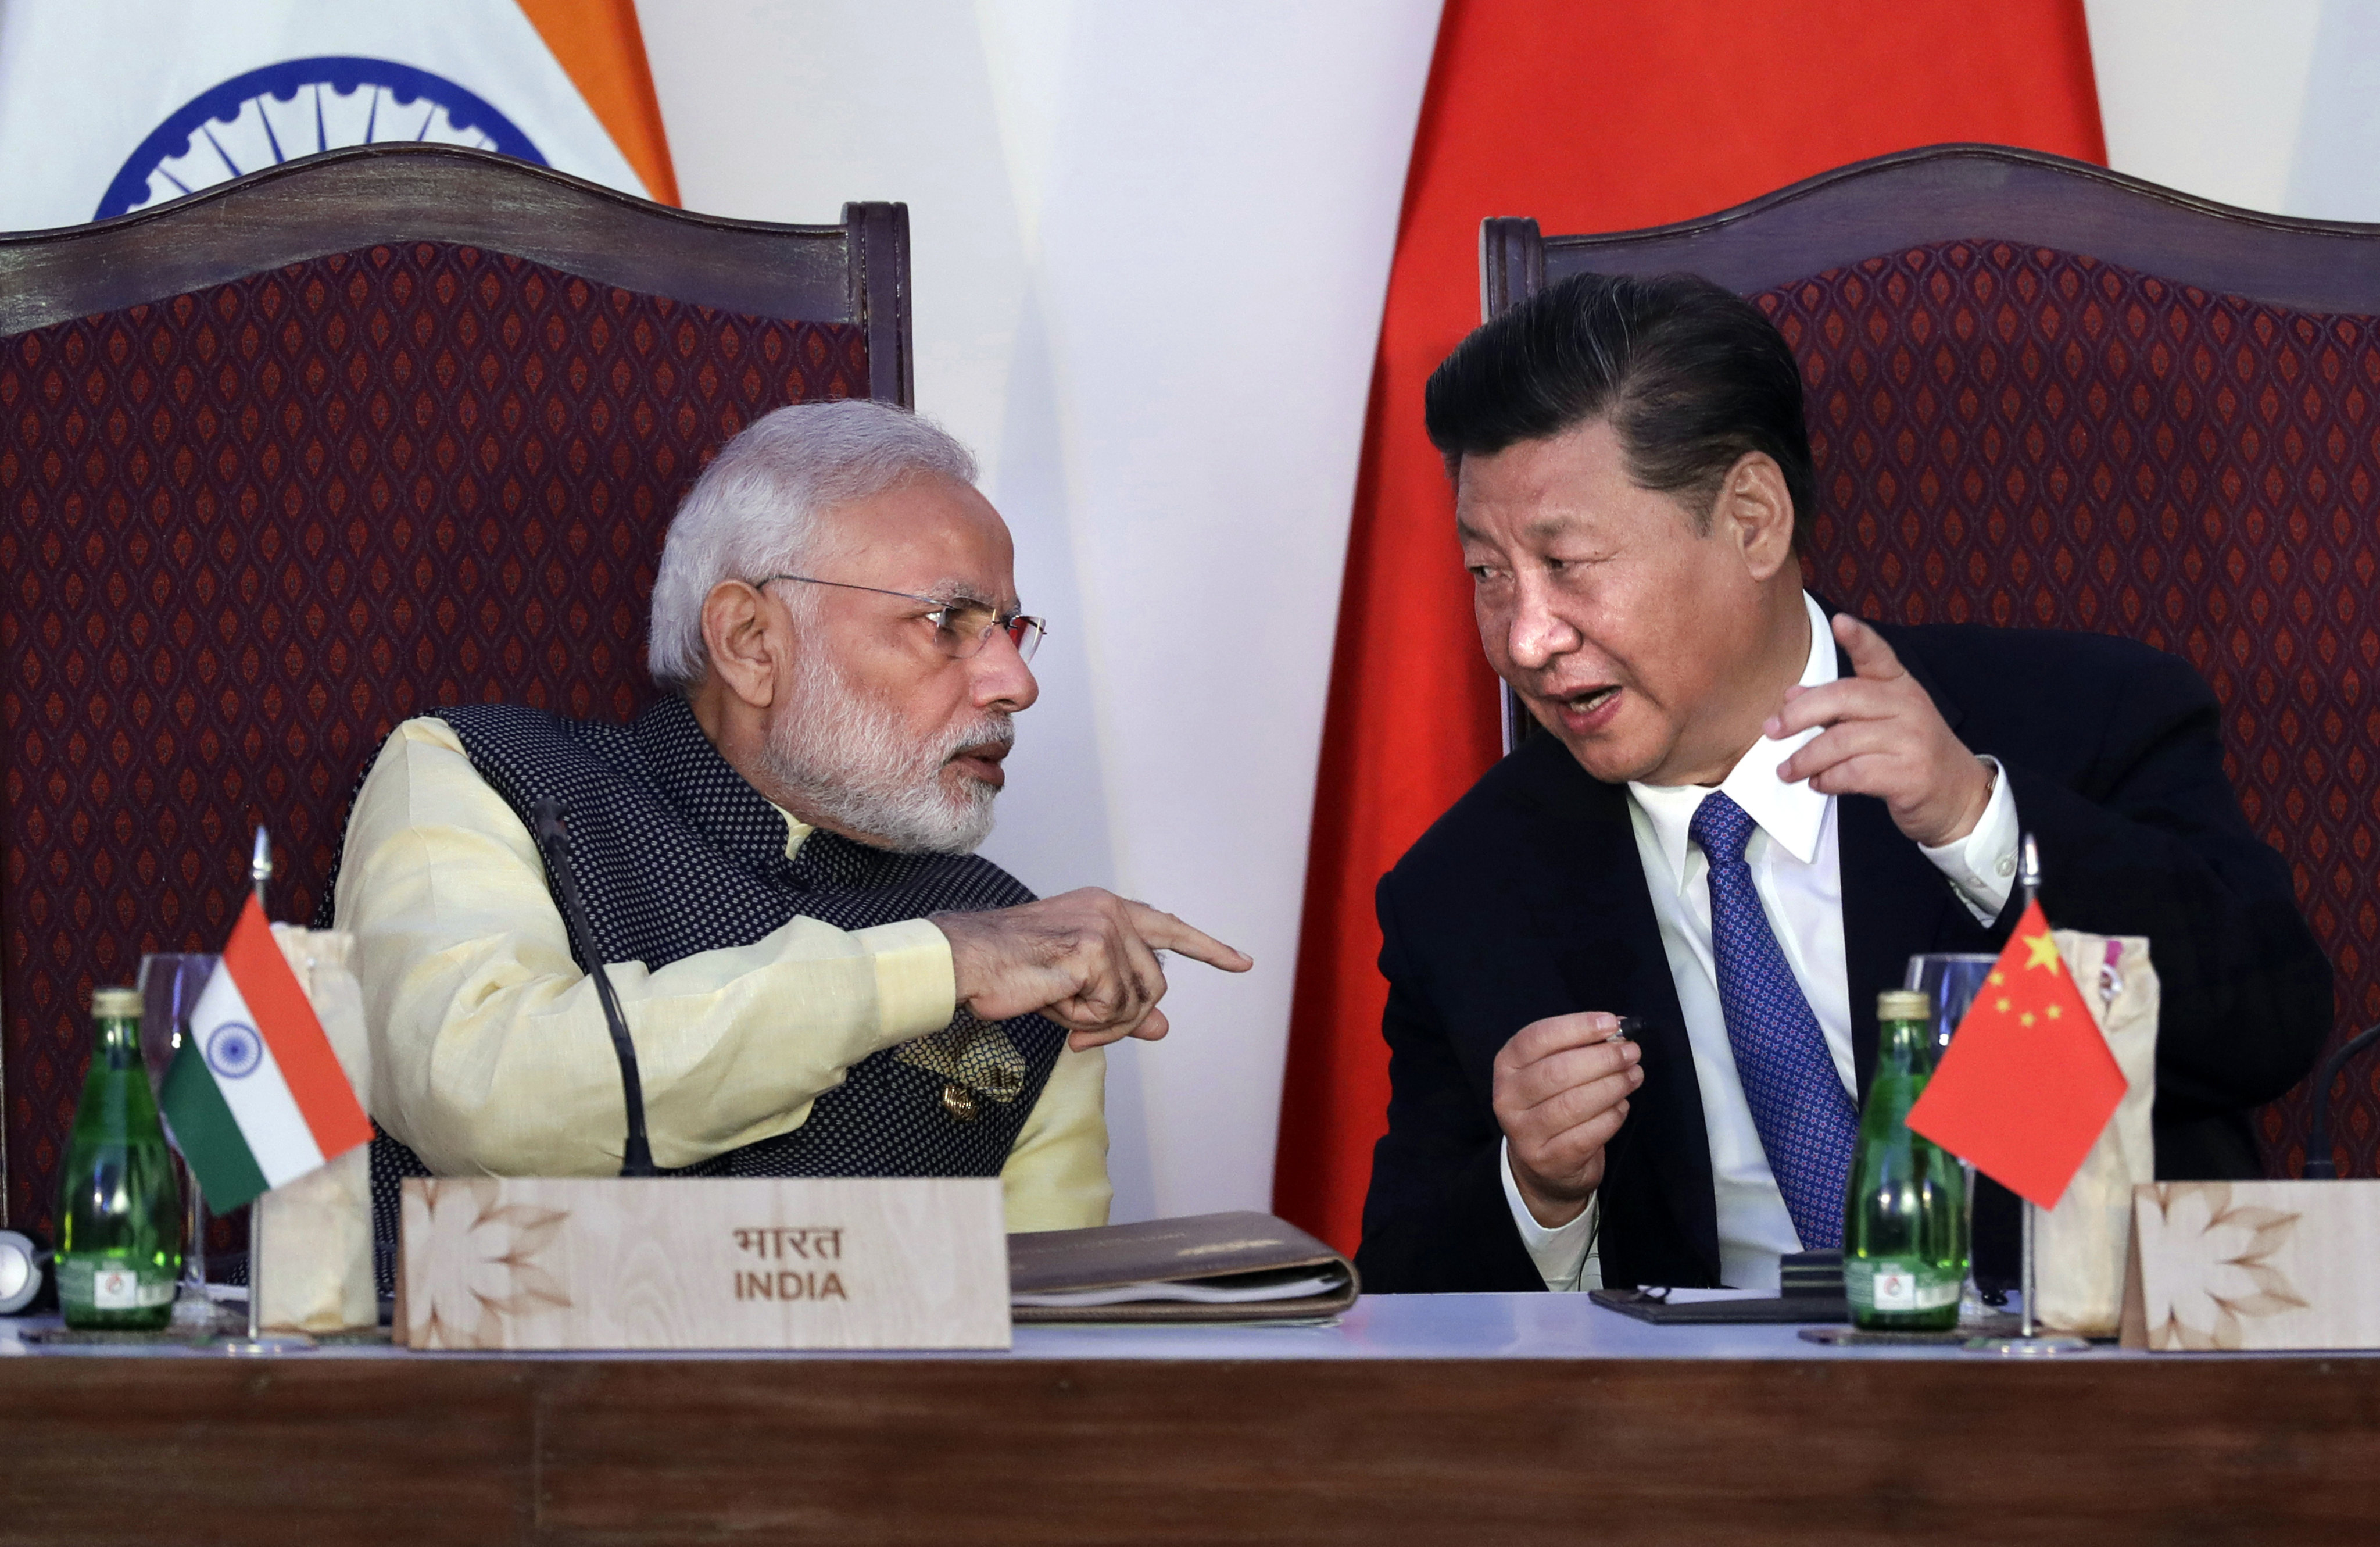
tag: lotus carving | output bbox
[2137,1182,2306,1351]
[413,1178,571,1349]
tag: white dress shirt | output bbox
[1504,592,2020,1292]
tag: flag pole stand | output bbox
[213,825,314,1356]
[1964,1199,2086,1355]
[215,1198,314,1356]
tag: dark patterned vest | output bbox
[356,694,1066,1275]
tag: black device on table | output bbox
[1590,1251,1848,1324]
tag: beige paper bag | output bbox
[2031,930,2159,1337]
[255,926,377,1333]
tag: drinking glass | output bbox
[137,952,222,1330]
[1903,952,1999,1327]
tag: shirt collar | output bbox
[1629,591,1838,888]
[771,804,813,861]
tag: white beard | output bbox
[759,648,1008,855]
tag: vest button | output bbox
[942,1083,979,1122]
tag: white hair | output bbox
[646,399,979,691]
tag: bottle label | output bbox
[1847,1258,1959,1313]
[61,1259,176,1312]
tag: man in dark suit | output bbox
[1355,272,2331,1295]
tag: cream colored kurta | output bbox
[332,717,1110,1234]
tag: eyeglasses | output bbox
[750,574,1047,663]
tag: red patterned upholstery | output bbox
[1758,241,2376,1177]
[0,242,865,1235]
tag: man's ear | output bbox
[1715,451,1797,583]
[699,580,784,710]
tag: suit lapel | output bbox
[1830,619,1963,1098]
[1836,793,1952,1098]
[1502,739,1721,1281]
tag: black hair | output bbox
[1423,271,1816,550]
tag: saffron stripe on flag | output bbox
[221,899,373,1157]
[160,1039,271,1213]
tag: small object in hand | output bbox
[1609,1017,1645,1042]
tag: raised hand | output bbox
[932,889,1252,1051]
[1494,1012,1642,1227]
[1768,612,1993,848]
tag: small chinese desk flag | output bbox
[1906,901,2128,1209]
[159,897,374,1212]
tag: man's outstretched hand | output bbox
[1769,612,1994,849]
[1496,1012,1641,1228]
[932,889,1253,1051]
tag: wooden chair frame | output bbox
[1479,141,2380,753]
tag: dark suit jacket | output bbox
[1355,620,2333,1294]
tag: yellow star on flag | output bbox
[2021,1012,2036,1027]
[2023,931,2062,971]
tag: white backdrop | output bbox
[2087,0,2380,220]
[638,1,1440,1221]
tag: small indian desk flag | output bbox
[159,898,373,1211]
[1906,901,2128,1209]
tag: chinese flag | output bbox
[1906,902,2128,1209]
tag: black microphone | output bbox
[2302,1022,2380,1180]
[532,797,657,1178]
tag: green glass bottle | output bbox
[1842,988,1968,1331]
[57,986,183,1330]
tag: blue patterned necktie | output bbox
[1688,790,1860,1251]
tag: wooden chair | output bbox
[0,144,911,1239]
[1480,142,2380,1180]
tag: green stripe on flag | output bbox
[161,1041,270,1212]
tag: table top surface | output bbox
[5,1291,2369,1364]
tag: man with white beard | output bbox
[332,400,1247,1256]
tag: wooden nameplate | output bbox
[393,1176,1010,1351]
[2120,1180,2380,1351]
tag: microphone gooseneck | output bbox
[532,797,657,1178]
[2302,1023,2380,1181]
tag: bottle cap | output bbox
[91,986,141,1020]
[1877,989,1932,1023]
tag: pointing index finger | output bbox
[1833,612,1906,682]
[1126,902,1254,972]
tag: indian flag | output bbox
[0,0,677,232]
[160,898,373,1212]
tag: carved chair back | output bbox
[0,145,911,1236]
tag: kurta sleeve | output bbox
[998,1043,1111,1232]
[335,717,961,1175]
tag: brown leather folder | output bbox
[1008,1210,1359,1324]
